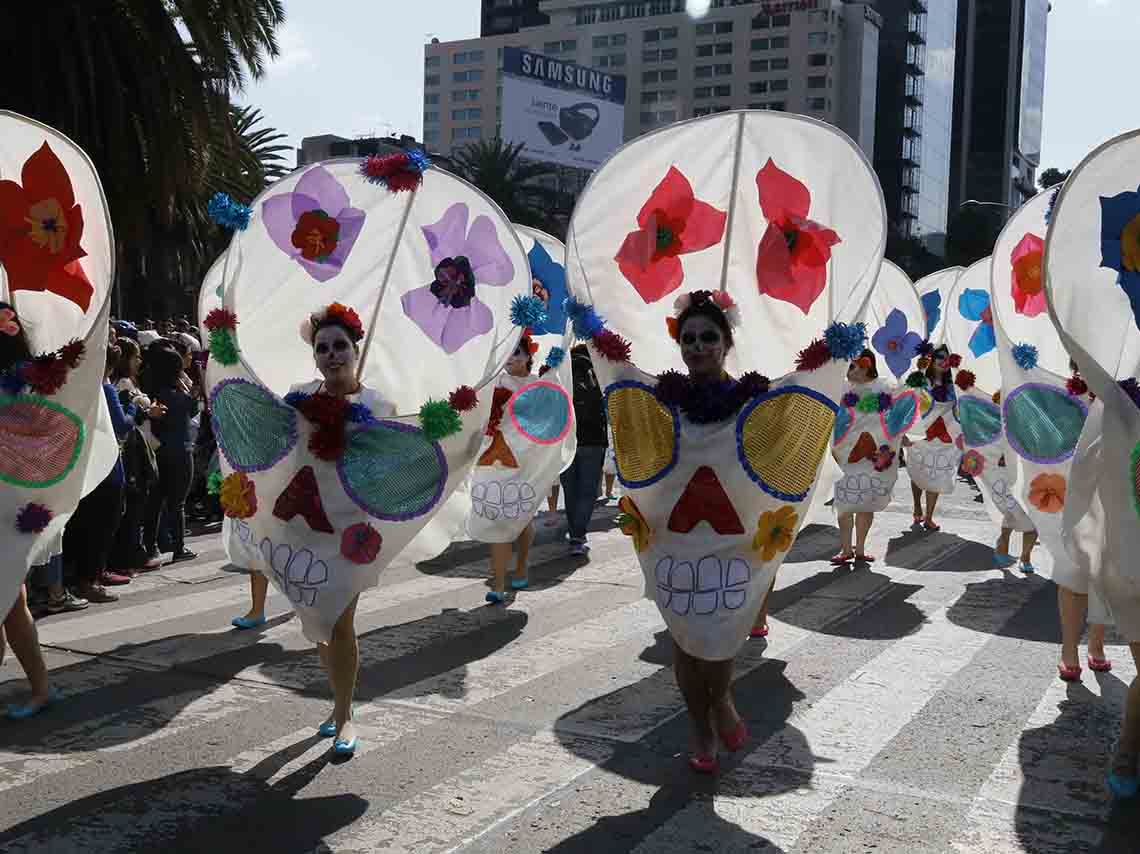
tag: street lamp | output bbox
[959,200,1010,210]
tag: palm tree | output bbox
[450,139,562,231]
[0,1,284,312]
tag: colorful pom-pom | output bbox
[856,393,880,414]
[207,470,224,496]
[738,372,770,398]
[877,391,893,412]
[916,339,934,357]
[544,347,566,370]
[654,370,688,407]
[795,338,830,372]
[841,391,859,408]
[346,402,373,424]
[906,371,929,389]
[565,297,605,340]
[15,502,52,533]
[23,355,69,395]
[448,385,478,412]
[207,192,251,230]
[204,308,238,332]
[823,321,867,361]
[209,329,240,366]
[593,328,632,362]
[359,152,426,192]
[946,353,962,369]
[1011,342,1038,370]
[510,294,547,329]
[419,399,462,442]
[955,370,976,391]
[58,340,85,368]
[1066,376,1089,397]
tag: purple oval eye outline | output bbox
[1002,382,1087,465]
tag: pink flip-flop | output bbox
[1058,663,1082,682]
[749,625,769,639]
[1088,656,1113,673]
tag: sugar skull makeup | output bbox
[679,314,726,378]
[313,324,358,383]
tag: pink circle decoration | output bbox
[508,381,572,445]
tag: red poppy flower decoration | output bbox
[755,159,841,315]
[0,143,93,311]
[614,166,727,304]
[1010,233,1046,317]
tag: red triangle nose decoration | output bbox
[925,416,952,444]
[274,465,335,533]
[668,466,744,535]
[848,432,877,464]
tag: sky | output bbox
[240,0,1133,173]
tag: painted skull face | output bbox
[313,325,358,384]
[847,360,870,384]
[678,314,726,379]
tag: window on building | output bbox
[643,48,660,62]
[750,59,769,73]
[661,47,678,60]
[662,26,678,39]
[807,31,828,48]
[453,69,482,82]
[752,14,770,29]
[694,86,711,99]
[562,40,576,52]
[807,75,826,90]
[695,65,713,78]
[807,97,826,111]
[425,56,440,68]
[749,80,768,94]
[716,21,732,33]
[424,111,439,123]
[613,33,627,46]
[424,93,440,105]
[695,22,713,36]
[768,101,786,111]
[715,43,732,55]
[714,84,731,97]
[697,44,713,57]
[771,36,788,49]
[659,88,678,100]
[771,14,790,28]
[425,74,440,86]
[644,29,660,42]
[641,91,660,104]
[770,57,789,71]
[596,55,610,68]
[751,38,769,51]
[770,79,789,92]
[660,68,677,81]
[424,129,439,144]
[659,109,677,122]
[809,53,828,67]
[544,41,560,53]
[643,70,660,83]
[694,107,713,117]
[613,53,627,67]
[451,126,482,140]
[714,63,732,76]
[592,35,609,48]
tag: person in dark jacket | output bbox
[559,345,608,556]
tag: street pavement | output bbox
[1,477,1137,853]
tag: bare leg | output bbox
[924,491,940,525]
[854,512,874,557]
[547,486,559,514]
[318,639,337,729]
[673,642,715,756]
[1019,530,1038,564]
[329,595,360,742]
[513,525,534,582]
[1088,623,1108,662]
[242,572,268,621]
[910,480,923,518]
[704,658,740,737]
[995,527,1012,557]
[752,577,777,633]
[604,473,616,499]
[836,512,855,557]
[1112,643,1140,779]
[3,585,50,703]
[489,542,511,596]
[1057,586,1086,671]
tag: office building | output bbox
[870,0,958,251]
[481,0,550,36]
[424,1,882,160]
[949,0,1049,215]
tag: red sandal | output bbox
[719,720,748,753]
[1088,656,1113,673]
[855,553,876,563]
[1058,663,1082,682]
[688,754,719,774]
[830,553,854,565]
[749,624,769,638]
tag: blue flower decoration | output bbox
[920,290,942,337]
[1099,186,1140,331]
[565,297,605,340]
[527,240,568,335]
[1011,342,1039,371]
[406,149,432,173]
[871,308,923,379]
[510,294,547,329]
[958,288,996,358]
[544,346,566,370]
[823,321,867,361]
[207,192,251,231]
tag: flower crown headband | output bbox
[665,290,741,341]
[300,303,365,345]
[516,330,539,356]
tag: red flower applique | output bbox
[294,393,352,461]
[755,159,841,315]
[448,385,478,412]
[291,209,341,262]
[1010,233,1046,317]
[614,166,727,304]
[342,522,383,564]
[0,143,93,311]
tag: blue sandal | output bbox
[510,578,529,590]
[7,686,61,720]
[485,591,509,604]
[1107,771,1139,799]
[992,552,1016,569]
[1019,562,1036,575]
[332,736,358,756]
[318,720,337,738]
[231,615,267,630]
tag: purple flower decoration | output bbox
[841,391,859,408]
[262,165,366,282]
[871,308,923,379]
[401,202,515,354]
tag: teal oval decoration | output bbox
[1003,383,1086,465]
[833,405,853,443]
[210,379,298,472]
[882,392,918,438]
[337,421,447,521]
[510,381,572,444]
[958,396,1002,448]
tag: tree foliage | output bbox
[450,139,563,232]
[1039,167,1071,189]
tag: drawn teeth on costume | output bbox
[909,446,959,480]
[957,395,1002,447]
[990,476,1018,512]
[472,479,536,520]
[835,473,890,506]
[655,555,752,615]
[259,536,326,606]
[667,466,745,535]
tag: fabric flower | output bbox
[872,445,896,473]
[262,165,365,282]
[15,502,52,533]
[0,142,93,311]
[341,522,383,564]
[527,239,568,335]
[958,288,996,358]
[1028,472,1066,513]
[921,290,941,337]
[616,496,651,554]
[755,159,841,315]
[401,202,515,353]
[614,166,727,304]
[0,307,19,337]
[960,449,985,477]
[1099,185,1140,330]
[219,472,257,519]
[752,505,798,562]
[871,308,923,379]
[1010,233,1046,317]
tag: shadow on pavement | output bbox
[0,738,367,853]
[945,575,1059,642]
[772,567,927,641]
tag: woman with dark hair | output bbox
[904,343,961,531]
[111,338,162,572]
[142,346,198,564]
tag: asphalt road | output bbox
[1,478,1137,853]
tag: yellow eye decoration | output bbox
[606,381,679,488]
[736,387,836,502]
